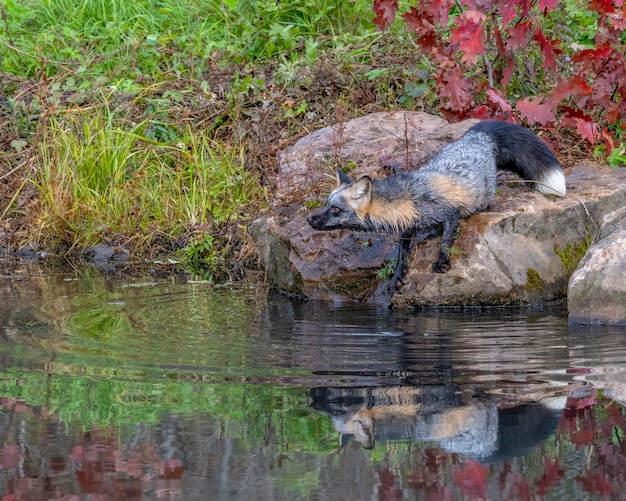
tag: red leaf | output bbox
[518,0,533,16]
[499,3,518,26]
[461,0,497,9]
[373,0,399,31]
[427,0,454,26]
[403,8,439,51]
[450,11,486,64]
[439,67,474,112]
[538,0,560,12]
[575,118,600,144]
[486,88,513,114]
[469,105,494,119]
[501,56,516,88]
[550,76,593,103]
[506,21,531,51]
[516,96,556,125]
[533,29,560,71]
[493,24,506,57]
[608,4,626,30]
[590,0,617,15]
[571,46,613,71]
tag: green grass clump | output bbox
[33,107,266,256]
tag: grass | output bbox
[1,0,383,272]
[33,101,265,259]
[0,0,618,273]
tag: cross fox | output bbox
[306,120,566,301]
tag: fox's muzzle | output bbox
[306,211,328,230]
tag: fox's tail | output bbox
[466,121,566,196]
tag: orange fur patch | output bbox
[429,174,477,216]
[355,197,419,232]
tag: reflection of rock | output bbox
[311,385,568,461]
[568,207,626,325]
[250,111,626,309]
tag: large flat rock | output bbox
[250,112,626,308]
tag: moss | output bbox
[554,235,593,274]
[325,273,373,295]
[526,268,545,291]
[304,200,323,210]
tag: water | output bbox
[0,266,625,500]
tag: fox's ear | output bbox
[336,169,353,187]
[346,176,372,208]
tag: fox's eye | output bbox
[331,206,341,214]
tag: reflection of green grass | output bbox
[0,371,333,453]
[35,276,267,369]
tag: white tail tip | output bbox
[538,169,566,197]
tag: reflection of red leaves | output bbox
[379,468,403,501]
[0,444,21,469]
[536,458,563,495]
[576,470,613,497]
[516,97,556,125]
[373,0,399,31]
[453,460,488,498]
[508,472,531,500]
[570,429,595,446]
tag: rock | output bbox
[80,244,129,270]
[250,111,626,308]
[14,243,52,261]
[568,207,626,325]
[276,111,475,205]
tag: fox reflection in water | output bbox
[310,385,567,461]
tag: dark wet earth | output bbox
[0,266,625,500]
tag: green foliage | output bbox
[32,107,266,250]
[377,259,397,280]
[0,370,332,450]
[1,0,375,81]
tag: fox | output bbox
[306,120,567,301]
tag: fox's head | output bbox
[306,170,373,231]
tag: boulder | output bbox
[568,207,626,325]
[250,111,626,308]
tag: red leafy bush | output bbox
[371,0,626,155]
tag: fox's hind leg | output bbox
[432,208,461,273]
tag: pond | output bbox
[0,266,625,500]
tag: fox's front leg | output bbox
[372,226,437,305]
[371,228,415,305]
[432,208,461,273]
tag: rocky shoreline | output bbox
[250,112,626,325]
